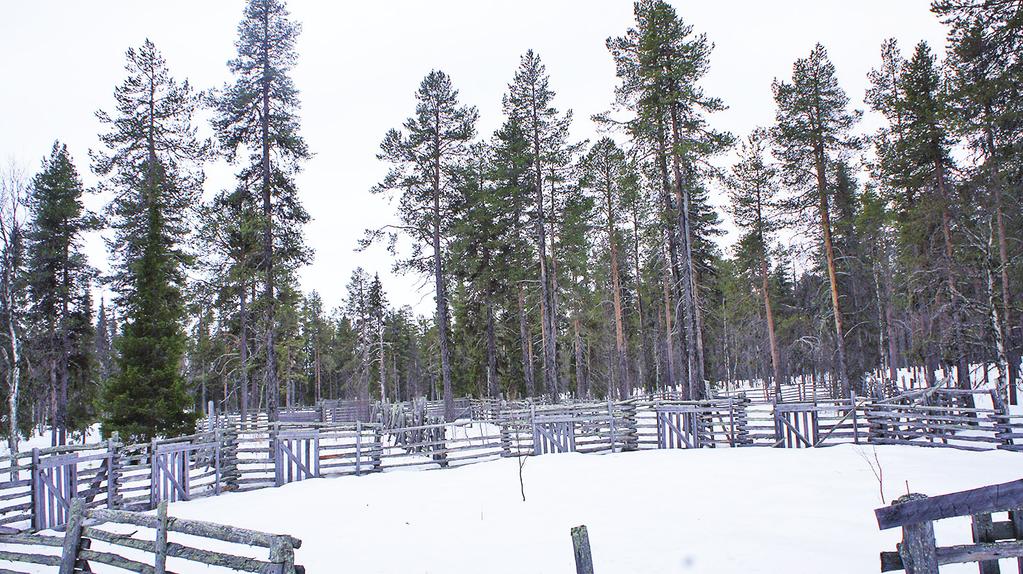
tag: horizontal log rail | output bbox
[876,480,1023,573]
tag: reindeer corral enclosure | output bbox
[2,383,1023,572]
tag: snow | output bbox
[148,445,1023,573]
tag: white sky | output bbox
[0,1,948,313]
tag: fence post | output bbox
[570,525,594,574]
[355,421,363,476]
[990,389,1013,447]
[269,534,296,574]
[607,398,617,453]
[30,448,40,531]
[372,426,382,472]
[893,493,938,574]
[971,512,999,574]
[58,497,85,574]
[850,390,860,444]
[155,500,168,574]
[106,439,119,509]
[150,439,159,510]
[772,399,783,448]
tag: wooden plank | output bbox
[58,498,83,574]
[155,501,168,574]
[571,525,594,574]
[876,480,1023,530]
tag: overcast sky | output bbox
[0,1,948,313]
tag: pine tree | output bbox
[900,41,969,389]
[934,0,1022,400]
[580,137,635,398]
[25,142,95,444]
[368,70,478,419]
[214,0,311,422]
[607,0,732,399]
[93,40,207,442]
[725,129,785,396]
[503,50,576,398]
[772,43,862,396]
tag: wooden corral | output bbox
[1,385,1020,537]
[0,497,303,573]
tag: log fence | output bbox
[0,497,304,573]
[1,386,1018,538]
[876,478,1023,573]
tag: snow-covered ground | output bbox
[153,445,1023,573]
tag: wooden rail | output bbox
[0,496,303,573]
[876,479,1023,573]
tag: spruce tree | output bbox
[93,40,207,442]
[214,0,311,422]
[25,142,95,444]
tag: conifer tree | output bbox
[726,129,785,396]
[503,50,575,398]
[580,137,636,398]
[772,43,862,396]
[368,70,478,419]
[934,0,1022,400]
[93,40,207,442]
[607,0,731,399]
[25,142,95,445]
[215,0,311,422]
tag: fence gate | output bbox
[531,415,576,455]
[275,430,320,486]
[152,440,221,506]
[31,452,78,531]
[656,406,703,449]
[774,404,819,448]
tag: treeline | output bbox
[1,0,1020,445]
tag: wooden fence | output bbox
[0,497,303,573]
[876,478,1023,573]
[1,388,1018,536]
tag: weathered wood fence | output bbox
[0,497,303,573]
[876,478,1023,573]
[2,387,1018,536]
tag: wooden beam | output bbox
[571,525,594,574]
[876,479,1023,530]
[58,498,84,574]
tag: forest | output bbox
[0,0,1019,448]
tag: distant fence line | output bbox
[1,385,1018,535]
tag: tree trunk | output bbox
[518,285,535,397]
[606,178,630,399]
[935,158,969,390]
[813,141,851,397]
[631,202,648,392]
[668,103,703,400]
[485,300,498,398]
[573,318,586,398]
[984,114,1016,402]
[528,85,558,400]
[431,136,454,420]
[260,7,279,422]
